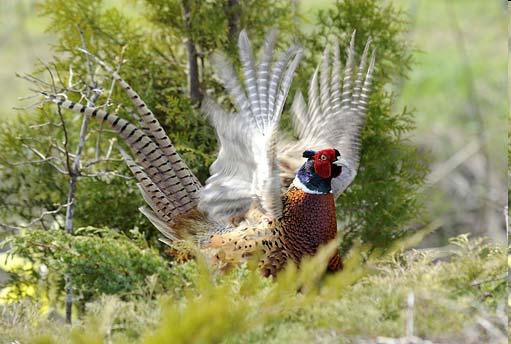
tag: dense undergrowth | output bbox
[0,234,506,343]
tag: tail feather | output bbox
[120,148,181,221]
[43,93,195,214]
[138,206,177,241]
[78,49,202,204]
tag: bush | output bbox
[2,227,195,308]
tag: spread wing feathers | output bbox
[199,98,256,220]
[78,49,202,206]
[41,94,198,226]
[260,128,283,219]
[280,32,376,198]
[199,30,303,223]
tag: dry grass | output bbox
[0,235,506,343]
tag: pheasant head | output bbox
[293,148,342,194]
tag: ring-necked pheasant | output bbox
[41,30,375,277]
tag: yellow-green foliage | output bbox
[2,227,196,306]
[0,236,506,343]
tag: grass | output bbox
[0,235,506,343]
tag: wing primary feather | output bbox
[306,66,321,135]
[278,33,377,201]
[351,37,372,109]
[290,91,308,138]
[357,49,376,114]
[330,38,342,117]
[257,29,279,129]
[267,46,295,119]
[273,47,303,123]
[200,31,301,224]
[341,30,356,111]
[199,97,255,221]
[319,45,331,115]
[332,43,376,199]
[261,126,283,219]
[238,30,262,131]
[210,52,251,114]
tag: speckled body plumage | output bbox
[203,183,342,277]
[258,186,341,276]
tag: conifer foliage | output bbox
[0,0,425,251]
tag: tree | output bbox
[1,0,426,261]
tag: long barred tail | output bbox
[42,93,201,241]
[78,49,202,202]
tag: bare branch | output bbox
[21,144,68,174]
[420,140,481,192]
[81,171,132,180]
[0,202,72,231]
[28,121,60,129]
[16,72,53,88]
[95,47,126,160]
[83,158,123,168]
[43,65,74,177]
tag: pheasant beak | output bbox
[332,158,343,167]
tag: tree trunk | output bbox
[225,0,240,46]
[181,0,202,103]
[64,27,100,323]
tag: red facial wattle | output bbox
[313,149,338,179]
[314,159,331,178]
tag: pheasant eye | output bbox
[320,154,327,161]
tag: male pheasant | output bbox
[41,30,375,277]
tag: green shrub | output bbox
[2,227,195,308]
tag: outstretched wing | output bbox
[199,30,302,222]
[279,32,375,199]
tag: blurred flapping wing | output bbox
[199,30,302,222]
